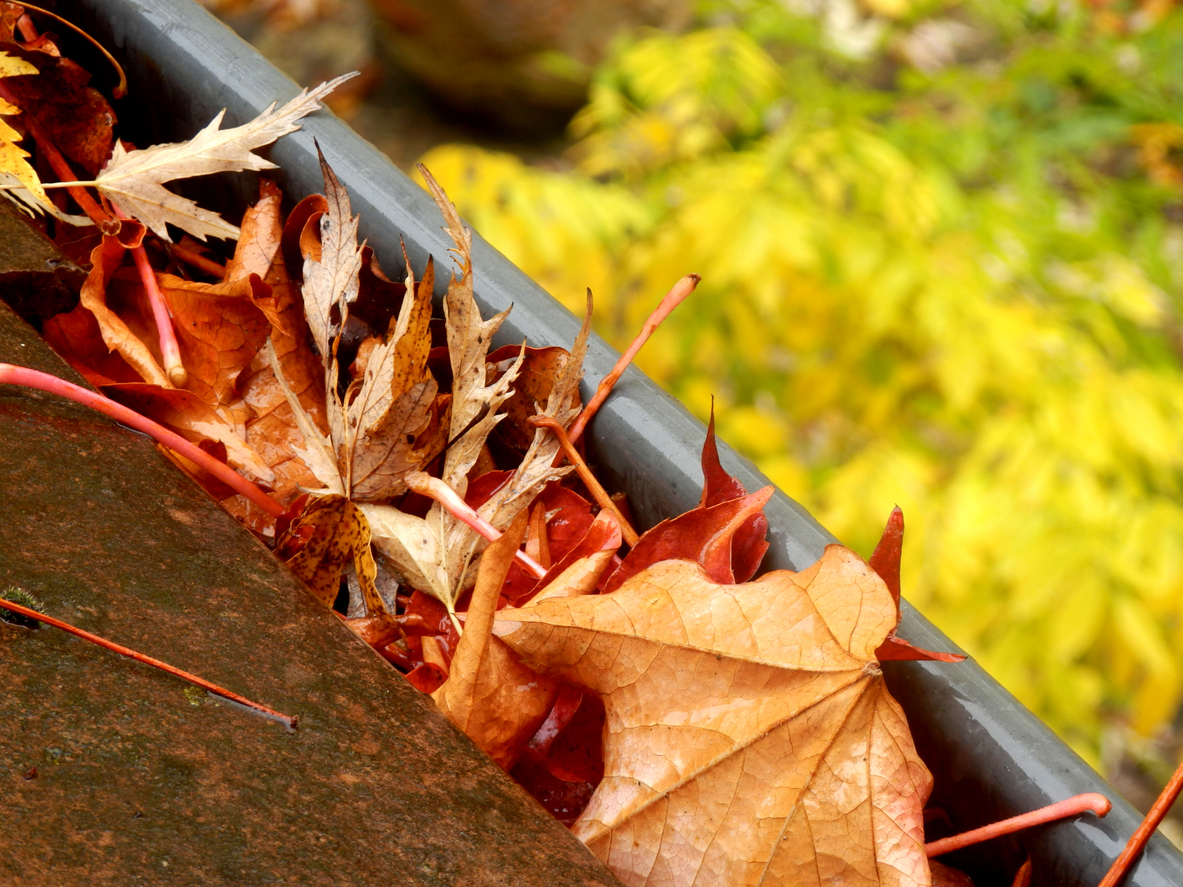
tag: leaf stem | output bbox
[405,472,547,579]
[0,596,296,728]
[567,274,699,446]
[15,12,37,41]
[169,243,227,280]
[0,363,284,517]
[925,793,1111,858]
[530,414,640,547]
[116,206,187,386]
[1097,756,1183,887]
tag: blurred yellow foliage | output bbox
[414,4,1183,763]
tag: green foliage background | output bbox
[415,0,1183,765]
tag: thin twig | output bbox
[926,793,1111,858]
[1098,759,1183,887]
[404,472,547,579]
[0,596,296,728]
[0,363,284,517]
[530,414,640,547]
[16,2,128,97]
[567,274,699,446]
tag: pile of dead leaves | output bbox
[0,6,1029,886]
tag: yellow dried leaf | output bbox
[0,51,52,213]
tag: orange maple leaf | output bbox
[495,546,933,887]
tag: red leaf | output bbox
[877,635,965,663]
[545,690,605,784]
[868,507,966,663]
[869,505,904,610]
[602,486,774,593]
[700,405,747,508]
[511,685,605,825]
[465,469,513,509]
[697,404,769,582]
[514,509,623,605]
[405,663,447,694]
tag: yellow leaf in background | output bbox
[1114,596,1180,734]
[419,20,1183,763]
[860,0,911,19]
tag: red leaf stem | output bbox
[1097,756,1183,887]
[529,414,639,547]
[567,274,699,445]
[925,793,1111,858]
[404,471,547,578]
[16,12,37,41]
[114,205,187,386]
[170,243,227,279]
[0,363,284,517]
[0,596,296,728]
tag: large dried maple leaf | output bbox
[494,545,933,887]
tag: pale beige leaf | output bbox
[93,73,356,241]
[420,165,518,495]
[347,258,433,438]
[494,546,933,887]
[376,166,523,613]
[302,146,362,367]
[438,296,594,602]
[0,170,91,224]
[267,337,343,496]
[298,154,448,501]
[478,292,592,533]
[360,501,443,597]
